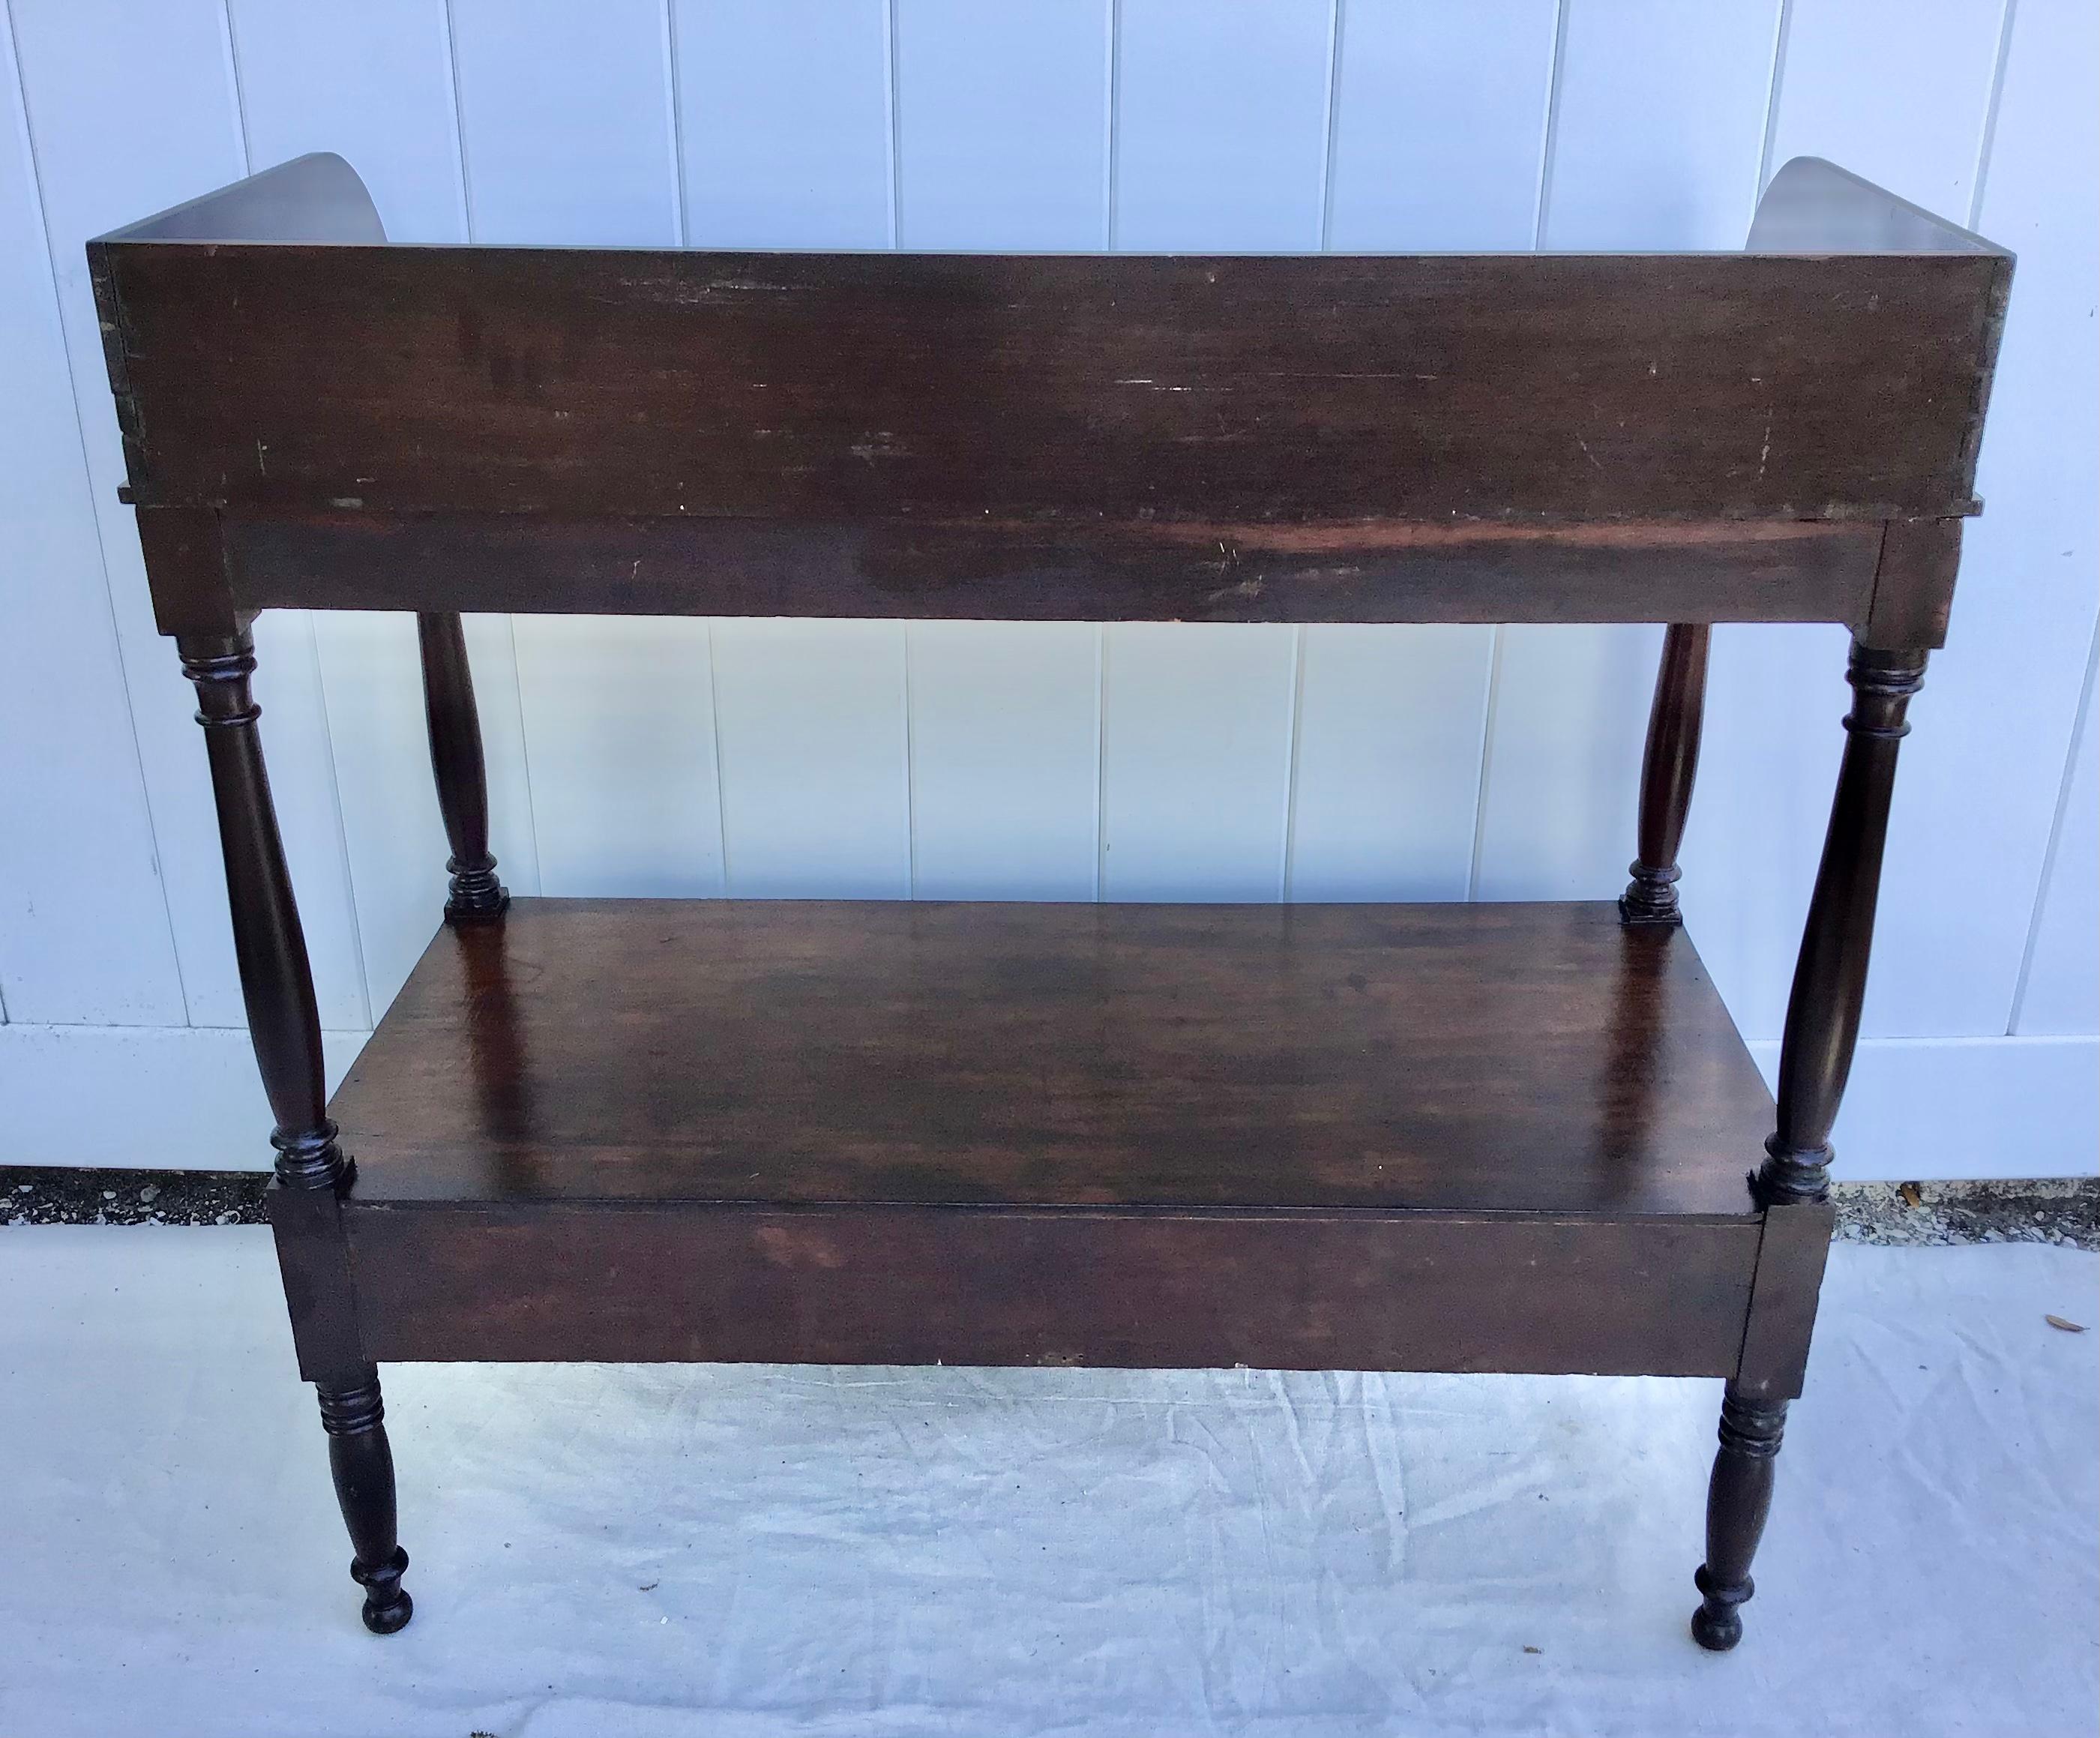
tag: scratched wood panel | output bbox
[226,0,541,1020]
[1478,0,1783,918]
[6,0,367,1030]
[0,15,183,1024]
[1684,0,2037,1041]
[673,0,892,249]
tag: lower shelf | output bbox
[333,896,1772,1217]
[297,897,1791,1379]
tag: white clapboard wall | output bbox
[1,0,2093,1178]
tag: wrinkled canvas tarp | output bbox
[1,1228,2092,1737]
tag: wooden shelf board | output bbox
[331,897,1770,1221]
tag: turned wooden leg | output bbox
[1758,643,1928,1204]
[181,628,415,1633]
[1688,639,1925,1649]
[1692,1388,1786,1651]
[417,610,508,921]
[319,1375,412,1634]
[1622,623,1711,924]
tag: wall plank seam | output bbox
[1967,0,2020,229]
[1,0,191,1023]
[2009,622,2099,1034]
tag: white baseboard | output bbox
[1746,1035,2097,1181]
[0,1024,369,1170]
[2,1023,2092,1182]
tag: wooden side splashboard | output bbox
[88,149,2006,1652]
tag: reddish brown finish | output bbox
[219,511,1884,632]
[331,897,1769,1219]
[345,1203,1760,1376]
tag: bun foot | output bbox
[1690,1565,1748,1651]
[353,1545,413,1635]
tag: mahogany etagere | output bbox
[90,152,2009,1649]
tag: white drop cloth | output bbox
[1,1228,2092,1736]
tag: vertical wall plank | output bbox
[1763,0,2010,217]
[1539,0,1783,250]
[1853,0,2098,1035]
[226,0,538,1017]
[674,0,891,247]
[2015,645,2099,1037]
[0,10,184,1023]
[669,1,912,898]
[448,0,727,909]
[710,622,912,898]
[1294,4,1550,904]
[1326,0,1559,250]
[1114,0,1335,250]
[311,613,538,1011]
[1474,623,1664,902]
[908,624,1100,900]
[890,1,1110,901]
[448,0,679,245]
[1289,626,1494,901]
[513,617,723,897]
[1103,0,1332,903]
[893,0,1110,250]
[7,0,367,1030]
[1478,1,1781,913]
[1101,626,1297,902]
[223,0,466,241]
[1679,0,2076,1042]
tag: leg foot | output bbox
[352,1545,413,1634]
[1691,1388,1785,1651]
[319,1373,413,1635]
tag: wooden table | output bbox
[90,151,2010,1650]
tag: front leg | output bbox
[181,627,415,1633]
[321,1376,412,1634]
[1692,1389,1786,1650]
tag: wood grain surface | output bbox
[331,897,1771,1218]
[97,244,2006,524]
